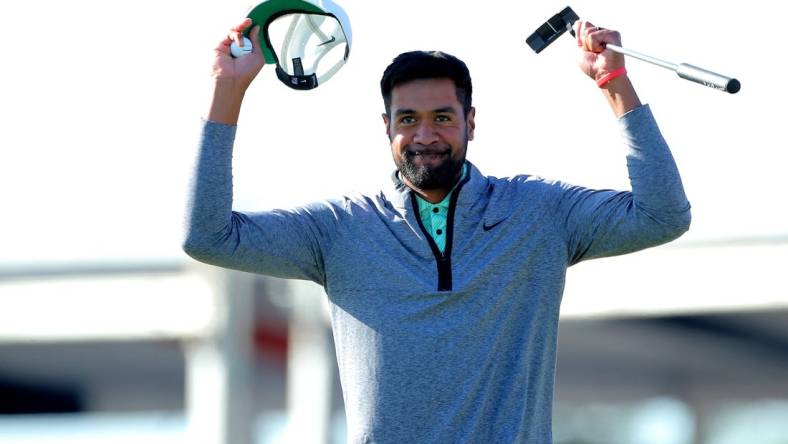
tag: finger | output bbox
[574,20,585,47]
[215,31,233,53]
[587,30,605,53]
[249,25,264,58]
[214,37,232,56]
[581,20,597,38]
[597,29,622,48]
[229,18,253,47]
[228,30,243,48]
[584,26,613,54]
[589,29,622,56]
[231,17,253,33]
[577,20,599,50]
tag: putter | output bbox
[526,7,740,94]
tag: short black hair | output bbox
[380,50,473,117]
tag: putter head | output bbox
[526,6,579,53]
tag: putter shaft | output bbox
[606,43,677,71]
[605,43,740,94]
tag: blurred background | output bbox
[1,0,786,443]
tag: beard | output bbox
[398,145,466,190]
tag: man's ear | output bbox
[382,113,391,137]
[466,107,476,141]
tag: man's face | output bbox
[383,78,475,192]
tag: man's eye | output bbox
[399,116,416,125]
[435,115,452,122]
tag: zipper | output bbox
[410,173,470,291]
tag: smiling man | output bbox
[381,53,475,203]
[184,18,691,444]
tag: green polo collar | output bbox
[415,163,468,253]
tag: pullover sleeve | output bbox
[182,120,330,284]
[556,104,692,265]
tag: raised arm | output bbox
[183,19,330,283]
[556,21,691,264]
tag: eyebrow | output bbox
[393,106,459,117]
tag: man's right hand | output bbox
[207,18,265,125]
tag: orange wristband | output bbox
[596,67,627,88]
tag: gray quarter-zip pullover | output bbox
[184,104,691,443]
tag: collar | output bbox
[414,163,468,211]
[386,161,487,211]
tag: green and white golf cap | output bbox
[246,0,352,90]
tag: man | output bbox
[184,18,691,443]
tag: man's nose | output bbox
[413,121,439,145]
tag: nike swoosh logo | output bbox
[483,219,507,232]
[318,36,336,46]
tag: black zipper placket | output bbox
[410,173,470,291]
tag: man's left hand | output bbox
[575,20,626,83]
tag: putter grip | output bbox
[676,63,740,94]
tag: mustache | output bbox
[405,145,451,156]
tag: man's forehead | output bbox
[390,78,461,112]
